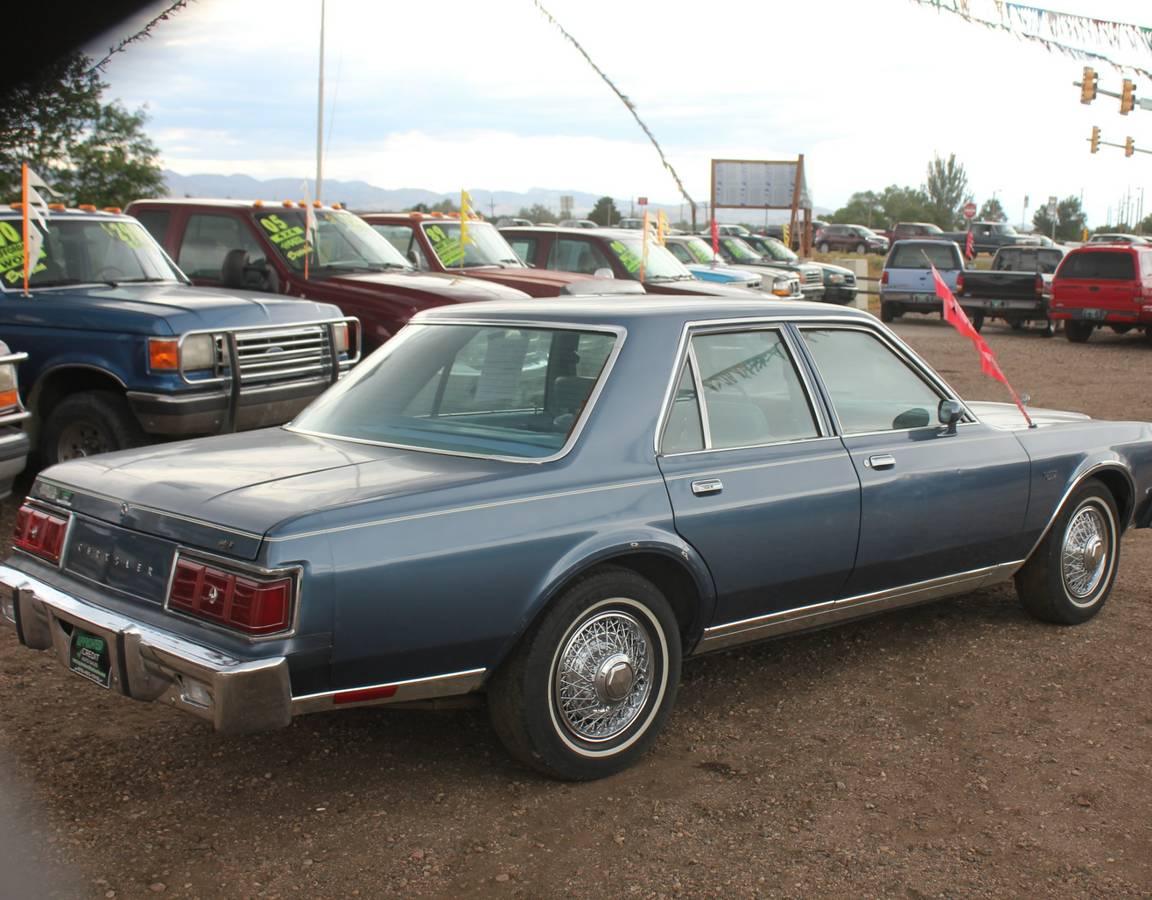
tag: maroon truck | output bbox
[362,212,590,296]
[127,199,530,350]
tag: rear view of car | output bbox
[1049,245,1152,343]
[879,240,968,324]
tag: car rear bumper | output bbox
[0,564,292,734]
[127,377,331,436]
[967,297,1047,315]
[1049,308,1149,324]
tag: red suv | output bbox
[1049,244,1152,343]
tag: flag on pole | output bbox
[781,223,791,248]
[656,210,668,246]
[301,181,320,281]
[710,216,719,266]
[930,262,1033,427]
[460,190,473,265]
[964,229,975,261]
[639,209,650,282]
[21,164,54,296]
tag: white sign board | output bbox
[712,160,811,209]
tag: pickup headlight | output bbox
[0,358,19,411]
[148,335,216,373]
[771,277,794,297]
[828,273,845,284]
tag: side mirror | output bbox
[592,268,615,280]
[938,398,964,434]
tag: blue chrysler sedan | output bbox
[4,298,1152,780]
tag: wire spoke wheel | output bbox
[1061,505,1109,604]
[552,609,652,743]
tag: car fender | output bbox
[487,527,718,674]
[1029,455,1137,559]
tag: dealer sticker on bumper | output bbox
[69,628,112,688]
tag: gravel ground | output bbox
[1,317,1150,898]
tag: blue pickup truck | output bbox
[0,207,359,465]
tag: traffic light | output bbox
[1120,79,1135,115]
[1126,137,1135,158]
[1090,126,1100,153]
[1080,66,1098,104]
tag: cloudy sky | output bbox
[88,0,1149,225]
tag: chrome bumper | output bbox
[0,565,291,733]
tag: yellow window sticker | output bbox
[0,223,47,285]
[609,240,641,274]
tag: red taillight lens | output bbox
[955,273,965,293]
[13,504,69,563]
[168,556,293,636]
[881,270,889,285]
[1035,274,1044,294]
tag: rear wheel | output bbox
[1015,482,1120,624]
[970,310,985,332]
[488,567,681,780]
[854,242,866,254]
[40,391,145,467]
[880,301,900,323]
[1009,319,1025,331]
[1065,321,1094,343]
[817,242,829,254]
[1040,318,1056,337]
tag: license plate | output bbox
[69,627,112,688]
[989,299,1006,309]
[913,293,935,302]
[1082,308,1105,320]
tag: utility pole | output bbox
[315,0,326,202]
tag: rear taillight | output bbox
[13,504,69,563]
[168,556,294,636]
[881,271,889,285]
[955,273,965,293]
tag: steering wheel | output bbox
[95,266,127,281]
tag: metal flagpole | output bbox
[315,0,326,203]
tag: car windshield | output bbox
[719,237,762,263]
[421,221,524,268]
[290,323,618,459]
[677,237,719,264]
[0,217,183,290]
[753,237,798,262]
[606,236,692,281]
[254,208,411,273]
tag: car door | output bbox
[796,324,1031,594]
[656,325,861,626]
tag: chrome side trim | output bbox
[291,667,487,715]
[695,560,1025,654]
[267,477,664,542]
[662,449,846,478]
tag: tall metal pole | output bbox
[315,0,326,202]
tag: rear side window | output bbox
[133,209,170,243]
[888,243,960,270]
[178,214,266,280]
[1057,251,1136,281]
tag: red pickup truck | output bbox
[362,212,590,296]
[1049,243,1152,343]
[127,199,530,350]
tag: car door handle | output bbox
[865,454,896,470]
[690,479,724,496]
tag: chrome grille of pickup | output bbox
[227,325,333,383]
[803,269,822,286]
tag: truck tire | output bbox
[817,242,829,254]
[880,302,900,323]
[41,391,146,466]
[854,243,866,254]
[1065,321,1094,343]
[970,311,985,332]
[488,566,681,780]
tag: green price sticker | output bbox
[610,240,642,275]
[425,225,465,267]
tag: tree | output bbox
[925,153,971,229]
[829,191,883,227]
[517,204,557,223]
[54,102,165,208]
[429,198,457,213]
[1032,196,1087,241]
[978,198,1006,222]
[0,52,102,199]
[878,184,933,226]
[588,196,619,226]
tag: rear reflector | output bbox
[14,505,69,563]
[333,684,398,705]
[168,556,293,636]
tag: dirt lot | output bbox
[1,318,1150,899]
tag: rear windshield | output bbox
[994,248,1063,274]
[1057,251,1136,281]
[290,324,618,459]
[887,243,961,270]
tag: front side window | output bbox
[801,328,943,434]
[291,324,617,459]
[178,213,266,280]
[0,217,182,290]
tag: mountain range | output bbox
[161,170,821,224]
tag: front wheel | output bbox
[1015,482,1120,624]
[817,242,829,254]
[40,390,145,466]
[488,566,681,780]
[1065,320,1094,343]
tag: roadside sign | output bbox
[963,202,977,220]
[638,197,648,206]
[1047,195,1058,216]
